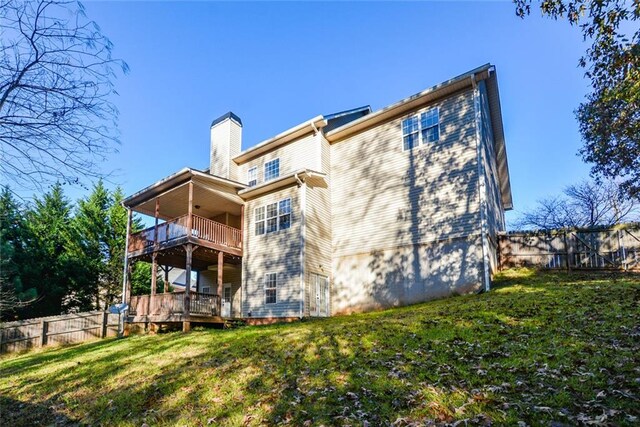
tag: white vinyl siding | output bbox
[237,132,318,186]
[330,89,484,314]
[242,186,302,318]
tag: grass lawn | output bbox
[1,269,639,426]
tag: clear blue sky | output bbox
[73,1,591,227]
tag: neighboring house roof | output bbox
[323,105,372,121]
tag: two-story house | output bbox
[122,63,512,331]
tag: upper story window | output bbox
[247,167,257,187]
[264,158,280,181]
[402,116,419,151]
[255,197,292,236]
[278,199,291,230]
[402,107,440,150]
[255,206,266,235]
[421,108,439,143]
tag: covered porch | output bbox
[122,168,246,331]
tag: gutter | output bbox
[238,169,326,199]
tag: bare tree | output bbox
[515,179,640,230]
[0,0,128,190]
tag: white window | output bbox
[421,108,440,143]
[279,198,291,230]
[255,206,265,236]
[402,107,440,150]
[247,167,257,187]
[202,286,211,294]
[402,116,419,150]
[266,202,278,233]
[265,273,277,304]
[254,198,291,235]
[264,158,280,181]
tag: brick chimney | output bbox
[210,112,242,180]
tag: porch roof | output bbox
[123,168,246,220]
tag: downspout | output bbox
[295,172,306,318]
[472,75,491,292]
[121,206,131,305]
[119,206,132,337]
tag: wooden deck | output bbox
[127,214,242,258]
[127,292,223,324]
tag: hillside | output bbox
[1,269,639,426]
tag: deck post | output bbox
[184,243,193,321]
[151,253,158,296]
[240,204,245,248]
[154,198,160,247]
[164,265,170,293]
[187,181,193,238]
[217,251,224,315]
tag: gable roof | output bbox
[324,63,512,210]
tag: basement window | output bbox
[264,158,280,181]
[247,167,257,187]
[265,273,277,304]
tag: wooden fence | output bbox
[0,311,120,354]
[498,225,640,271]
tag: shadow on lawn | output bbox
[0,396,79,427]
[2,271,639,426]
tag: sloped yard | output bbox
[1,269,639,426]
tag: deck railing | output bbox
[128,214,241,253]
[129,292,220,317]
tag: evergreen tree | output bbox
[25,183,84,316]
[0,187,37,320]
[73,181,111,309]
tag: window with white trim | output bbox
[402,116,419,150]
[279,199,291,230]
[421,108,440,143]
[254,198,292,235]
[264,273,277,304]
[266,202,278,233]
[247,167,257,187]
[202,286,211,294]
[264,158,280,181]
[255,206,265,235]
[402,107,440,150]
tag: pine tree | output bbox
[0,187,37,320]
[25,183,85,316]
[73,181,111,309]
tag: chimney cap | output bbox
[211,111,242,128]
